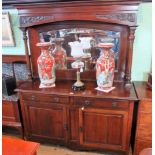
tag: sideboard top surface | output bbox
[16,80,137,101]
[134,81,152,100]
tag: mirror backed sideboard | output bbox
[3,1,151,155]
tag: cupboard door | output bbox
[79,108,128,151]
[23,101,67,143]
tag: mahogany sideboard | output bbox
[10,1,144,154]
[16,80,137,155]
[133,82,152,155]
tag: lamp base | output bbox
[72,81,85,91]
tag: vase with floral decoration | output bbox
[96,43,115,90]
[36,42,56,88]
[51,38,67,69]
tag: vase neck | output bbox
[41,49,49,56]
[101,48,110,57]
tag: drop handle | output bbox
[53,97,59,102]
[84,100,91,106]
[31,95,35,100]
[112,102,117,108]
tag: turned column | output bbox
[125,26,136,86]
[21,28,32,81]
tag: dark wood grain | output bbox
[2,55,26,63]
[21,28,32,81]
[133,82,152,155]
[79,108,128,151]
[2,100,23,138]
[134,82,152,100]
[16,80,137,154]
[16,80,137,100]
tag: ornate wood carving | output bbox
[96,13,136,24]
[125,26,136,85]
[20,16,54,26]
[21,28,32,81]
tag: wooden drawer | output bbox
[136,124,152,141]
[73,97,129,110]
[2,100,21,123]
[2,101,15,120]
[139,101,152,113]
[138,112,152,126]
[22,93,69,104]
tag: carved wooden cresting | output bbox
[20,16,54,26]
[96,13,136,24]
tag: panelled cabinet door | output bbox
[79,107,128,151]
[23,101,67,143]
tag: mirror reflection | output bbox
[39,28,120,71]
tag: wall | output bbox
[132,3,152,81]
[2,3,152,81]
[2,9,25,55]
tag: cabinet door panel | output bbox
[107,115,123,145]
[29,107,64,138]
[83,112,107,144]
[79,108,128,151]
[69,108,79,142]
[24,101,67,142]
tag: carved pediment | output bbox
[20,15,54,26]
[96,13,136,24]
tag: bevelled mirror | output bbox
[39,28,120,72]
[29,21,128,81]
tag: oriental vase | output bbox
[36,42,56,88]
[52,38,67,69]
[96,43,115,89]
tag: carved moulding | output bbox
[96,13,136,25]
[20,15,54,27]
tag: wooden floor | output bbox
[2,130,132,155]
[38,144,105,155]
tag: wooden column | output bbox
[21,28,32,81]
[125,26,136,86]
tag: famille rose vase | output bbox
[96,43,115,89]
[52,38,67,69]
[36,42,56,88]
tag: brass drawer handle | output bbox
[31,95,35,100]
[53,97,59,102]
[84,100,91,106]
[112,102,117,108]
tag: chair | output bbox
[2,136,40,155]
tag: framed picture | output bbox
[2,12,15,47]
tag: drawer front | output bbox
[2,101,16,122]
[140,101,152,113]
[139,113,152,126]
[2,100,20,122]
[22,93,69,104]
[74,97,129,110]
[136,124,152,141]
